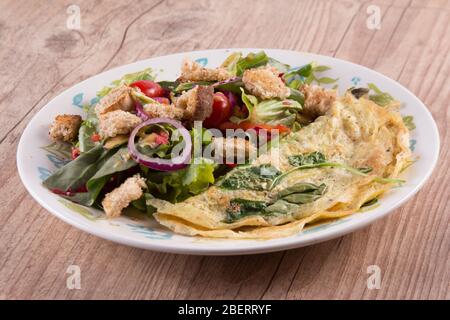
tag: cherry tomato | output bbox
[155,131,170,145]
[71,147,80,160]
[219,121,291,134]
[130,80,165,98]
[91,133,101,142]
[153,97,170,105]
[203,92,232,128]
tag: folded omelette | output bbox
[149,93,411,239]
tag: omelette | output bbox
[149,93,411,239]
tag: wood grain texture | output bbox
[0,0,448,300]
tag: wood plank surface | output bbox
[0,0,448,300]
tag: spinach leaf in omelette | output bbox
[273,151,400,188]
[225,199,269,223]
[219,164,282,191]
[265,182,327,215]
[288,151,326,166]
[275,182,327,204]
[225,182,327,223]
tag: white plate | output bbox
[17,49,440,255]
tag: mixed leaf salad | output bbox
[43,51,413,219]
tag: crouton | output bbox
[179,58,232,82]
[95,84,135,117]
[98,110,141,138]
[175,85,214,121]
[212,137,256,163]
[102,174,146,218]
[242,67,290,100]
[299,84,336,118]
[143,103,184,120]
[49,114,82,142]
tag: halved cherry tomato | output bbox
[130,80,165,98]
[155,131,169,145]
[219,121,290,142]
[218,121,291,134]
[153,97,170,105]
[71,147,80,160]
[91,133,101,142]
[203,92,232,128]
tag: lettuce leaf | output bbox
[284,62,337,88]
[222,51,289,76]
[183,158,216,194]
[229,88,258,123]
[146,158,217,202]
[43,144,112,194]
[43,145,138,206]
[268,58,291,73]
[235,51,269,76]
[85,147,138,205]
[221,52,243,75]
[230,88,302,126]
[78,102,100,152]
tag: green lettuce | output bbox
[146,158,216,202]
[284,62,337,88]
[221,52,243,75]
[230,88,302,127]
[222,51,289,76]
[43,145,138,206]
[235,51,269,76]
[43,144,110,194]
[85,147,138,205]
[78,102,100,152]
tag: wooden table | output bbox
[0,0,448,300]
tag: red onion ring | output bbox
[224,91,237,110]
[128,118,192,171]
[212,76,242,87]
[153,97,169,104]
[135,101,149,121]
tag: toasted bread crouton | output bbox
[102,174,146,218]
[49,114,82,142]
[299,84,336,118]
[179,58,232,82]
[95,84,135,117]
[98,110,141,138]
[143,103,184,120]
[212,137,256,163]
[175,85,214,121]
[242,67,290,100]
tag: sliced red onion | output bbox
[153,97,170,104]
[213,76,242,87]
[135,101,149,121]
[224,91,237,110]
[128,118,192,171]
